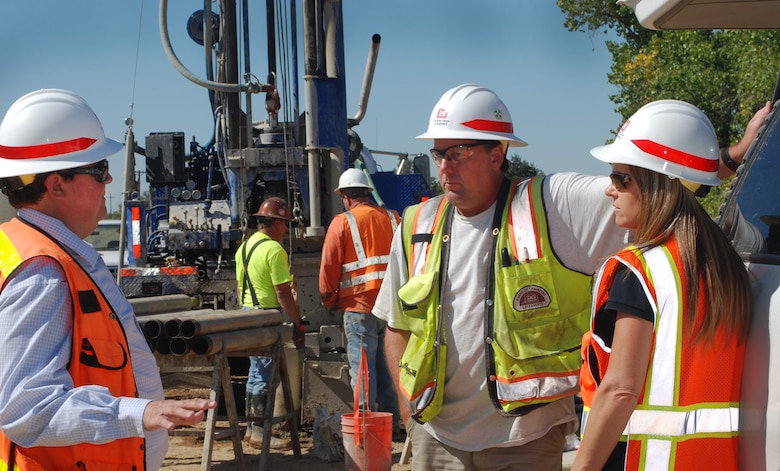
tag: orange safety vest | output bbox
[580,240,743,470]
[0,218,146,471]
[336,204,399,299]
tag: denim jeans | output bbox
[242,306,273,396]
[343,311,399,426]
[246,355,273,396]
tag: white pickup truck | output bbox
[624,0,780,468]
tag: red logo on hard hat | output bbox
[436,108,448,119]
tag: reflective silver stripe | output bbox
[640,247,679,407]
[581,407,739,438]
[342,255,390,272]
[339,270,386,289]
[645,439,672,470]
[387,208,399,232]
[340,209,396,287]
[627,407,739,436]
[494,373,579,402]
[344,211,366,262]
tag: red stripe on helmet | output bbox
[0,137,97,160]
[461,119,513,134]
[631,139,718,172]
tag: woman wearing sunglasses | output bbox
[572,100,752,471]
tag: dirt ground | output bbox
[162,423,411,471]
[161,388,412,470]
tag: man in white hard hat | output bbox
[0,89,215,470]
[319,168,402,438]
[372,83,764,470]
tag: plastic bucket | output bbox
[341,411,393,471]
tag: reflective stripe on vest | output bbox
[582,241,744,470]
[0,218,145,471]
[338,208,398,290]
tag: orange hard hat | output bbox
[253,196,291,221]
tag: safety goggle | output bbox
[61,159,110,183]
[429,143,483,167]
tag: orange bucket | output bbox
[342,346,393,470]
[341,410,393,470]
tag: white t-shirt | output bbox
[373,172,630,451]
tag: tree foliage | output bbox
[505,154,543,181]
[557,1,780,215]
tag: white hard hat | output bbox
[0,89,122,179]
[334,168,373,194]
[590,99,720,186]
[416,84,527,146]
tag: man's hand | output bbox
[143,398,217,431]
[292,322,306,349]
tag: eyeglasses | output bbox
[609,171,632,191]
[429,143,483,167]
[61,159,110,183]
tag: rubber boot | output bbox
[243,393,253,442]
[249,423,265,450]
[248,393,267,450]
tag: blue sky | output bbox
[2,1,620,211]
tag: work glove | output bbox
[292,322,306,349]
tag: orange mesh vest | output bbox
[336,204,399,299]
[0,218,145,471]
[580,241,744,470]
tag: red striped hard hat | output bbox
[0,89,122,179]
[590,99,721,186]
[416,84,527,146]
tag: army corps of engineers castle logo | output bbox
[513,285,551,312]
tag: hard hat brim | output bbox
[590,144,722,186]
[334,185,373,194]
[415,129,528,147]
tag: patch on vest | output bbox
[513,286,551,311]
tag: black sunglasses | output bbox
[609,171,632,191]
[60,159,110,183]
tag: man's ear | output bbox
[44,173,67,198]
[490,145,505,170]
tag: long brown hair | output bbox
[629,165,752,344]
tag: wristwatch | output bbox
[721,147,740,172]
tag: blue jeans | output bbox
[242,306,272,396]
[343,311,399,426]
[246,355,272,396]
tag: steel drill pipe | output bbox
[178,309,284,339]
[155,338,172,355]
[129,294,200,316]
[164,319,183,338]
[142,319,164,340]
[191,325,292,355]
[169,337,192,356]
[138,311,195,340]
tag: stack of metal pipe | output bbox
[132,295,291,355]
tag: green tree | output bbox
[505,154,543,181]
[557,1,780,215]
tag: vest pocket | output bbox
[397,272,438,335]
[399,336,446,423]
[80,337,128,370]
